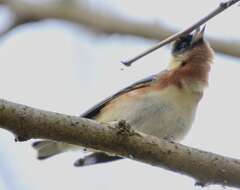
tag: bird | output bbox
[32,26,214,167]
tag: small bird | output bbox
[33,26,214,167]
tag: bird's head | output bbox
[169,26,214,70]
[163,26,214,93]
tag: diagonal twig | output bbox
[122,0,240,66]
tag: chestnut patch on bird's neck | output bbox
[159,40,213,92]
[157,61,211,91]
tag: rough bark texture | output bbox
[0,99,240,188]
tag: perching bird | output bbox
[33,26,214,167]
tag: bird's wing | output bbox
[81,74,158,119]
[73,72,165,167]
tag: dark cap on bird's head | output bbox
[168,25,214,71]
[172,26,206,55]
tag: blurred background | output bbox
[0,0,239,189]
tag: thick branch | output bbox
[0,99,240,188]
[0,12,40,38]
[1,0,240,58]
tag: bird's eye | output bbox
[172,34,193,54]
[179,42,188,50]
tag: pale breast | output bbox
[96,85,202,142]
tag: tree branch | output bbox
[0,98,240,188]
[1,0,240,59]
[122,0,240,66]
[0,13,40,38]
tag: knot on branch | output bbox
[220,2,229,8]
[15,135,30,142]
[220,0,237,8]
[116,120,135,136]
[195,181,207,188]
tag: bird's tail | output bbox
[32,141,122,166]
[74,152,122,167]
[32,140,77,160]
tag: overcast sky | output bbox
[0,0,239,190]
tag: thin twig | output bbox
[122,0,240,66]
[2,0,240,57]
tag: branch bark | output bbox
[0,0,240,58]
[0,99,240,188]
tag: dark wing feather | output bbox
[74,73,163,167]
[74,152,122,167]
[81,74,157,119]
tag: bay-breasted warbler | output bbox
[33,27,214,167]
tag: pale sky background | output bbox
[0,0,240,190]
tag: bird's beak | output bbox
[191,25,206,44]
